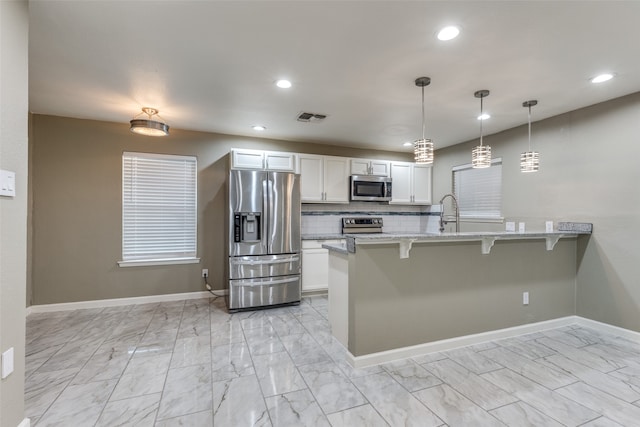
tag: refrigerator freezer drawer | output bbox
[228,275,301,310]
[229,254,301,279]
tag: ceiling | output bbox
[29,1,640,153]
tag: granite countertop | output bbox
[338,227,591,258]
[302,234,346,241]
[321,242,349,255]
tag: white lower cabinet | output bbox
[302,239,343,292]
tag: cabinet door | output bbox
[390,162,412,204]
[298,155,324,202]
[370,160,390,177]
[231,149,264,169]
[412,164,432,205]
[350,159,370,175]
[302,248,329,291]
[265,151,296,171]
[323,157,350,203]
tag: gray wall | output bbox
[0,0,28,425]
[347,239,578,356]
[29,114,411,305]
[432,92,640,332]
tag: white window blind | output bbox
[452,158,502,219]
[121,152,197,263]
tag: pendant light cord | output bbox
[479,96,484,147]
[527,105,532,151]
[421,85,426,140]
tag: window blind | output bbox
[122,152,197,262]
[452,159,502,219]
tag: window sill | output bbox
[460,217,504,223]
[118,258,201,268]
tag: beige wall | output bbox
[0,0,28,425]
[29,114,411,305]
[432,92,640,332]
[347,239,578,356]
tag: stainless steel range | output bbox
[227,170,301,311]
[342,217,383,234]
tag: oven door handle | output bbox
[231,256,299,266]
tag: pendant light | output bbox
[413,77,434,164]
[520,100,539,173]
[472,90,491,168]
[130,107,170,136]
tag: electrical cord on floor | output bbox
[204,273,226,298]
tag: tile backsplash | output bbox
[301,202,441,235]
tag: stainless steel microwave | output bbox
[350,175,392,202]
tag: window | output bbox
[119,152,198,266]
[452,158,502,220]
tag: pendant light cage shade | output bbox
[521,100,539,173]
[472,145,492,168]
[413,77,434,165]
[130,107,170,136]
[472,90,491,168]
[520,151,539,172]
[414,138,434,164]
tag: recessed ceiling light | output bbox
[437,26,460,41]
[275,79,292,89]
[252,125,266,131]
[403,141,413,147]
[590,73,614,83]
[477,113,490,121]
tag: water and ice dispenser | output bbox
[234,212,261,243]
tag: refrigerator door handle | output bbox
[231,255,300,266]
[232,276,300,287]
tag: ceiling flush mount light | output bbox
[521,100,540,173]
[590,73,614,84]
[472,90,491,168]
[437,26,460,41]
[252,125,266,131]
[477,113,491,121]
[130,107,169,136]
[275,79,292,89]
[403,141,413,147]
[413,77,434,165]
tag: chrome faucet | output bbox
[439,193,460,233]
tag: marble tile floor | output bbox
[25,295,640,426]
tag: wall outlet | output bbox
[202,269,208,278]
[545,221,554,233]
[518,222,526,233]
[1,347,14,379]
[523,292,530,306]
[506,222,516,232]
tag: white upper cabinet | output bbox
[298,154,349,203]
[390,161,432,205]
[231,148,264,170]
[230,149,296,172]
[265,151,296,171]
[350,159,390,177]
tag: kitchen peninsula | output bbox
[325,229,591,367]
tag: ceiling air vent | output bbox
[296,112,328,123]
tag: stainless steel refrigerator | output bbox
[226,170,301,310]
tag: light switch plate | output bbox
[505,222,516,232]
[0,169,16,197]
[1,347,14,379]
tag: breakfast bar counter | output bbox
[325,229,591,367]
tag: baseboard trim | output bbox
[574,316,640,342]
[27,290,227,315]
[17,418,30,427]
[347,316,579,368]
